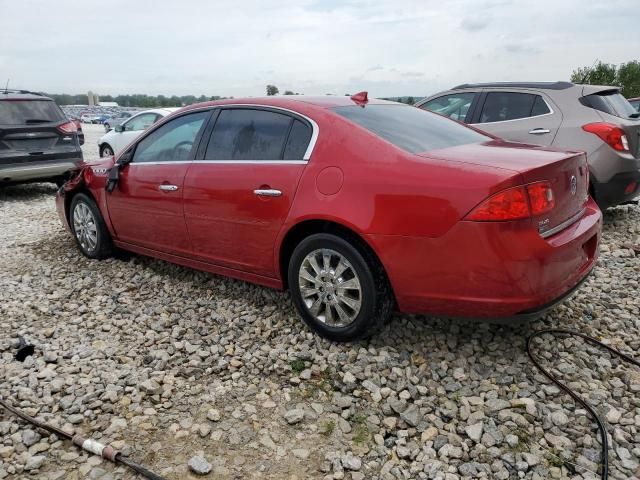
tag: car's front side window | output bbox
[124,113,158,132]
[133,111,209,163]
[420,92,476,122]
[479,92,542,123]
[204,108,301,161]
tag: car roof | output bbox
[452,81,575,91]
[0,90,53,101]
[181,95,396,112]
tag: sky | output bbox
[1,0,639,98]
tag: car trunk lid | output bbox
[418,140,590,235]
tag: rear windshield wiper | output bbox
[629,112,640,119]
[23,119,53,124]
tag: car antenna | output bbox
[3,78,9,94]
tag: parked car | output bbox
[56,94,601,341]
[80,113,101,124]
[1,89,83,186]
[416,82,640,209]
[98,108,178,157]
[629,97,640,112]
[103,111,133,132]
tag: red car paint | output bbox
[56,96,602,319]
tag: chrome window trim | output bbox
[539,208,586,239]
[130,160,308,166]
[474,95,556,126]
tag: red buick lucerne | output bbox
[56,93,601,341]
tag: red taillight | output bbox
[582,122,629,152]
[625,181,638,195]
[526,181,555,216]
[57,121,77,135]
[465,186,530,221]
[73,119,82,131]
[466,182,557,222]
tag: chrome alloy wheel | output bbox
[73,202,98,252]
[298,248,362,327]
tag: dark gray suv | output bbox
[416,82,640,208]
[1,90,83,186]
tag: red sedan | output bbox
[56,93,601,341]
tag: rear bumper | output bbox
[0,159,82,183]
[366,198,602,318]
[592,169,640,208]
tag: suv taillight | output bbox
[582,122,629,152]
[465,182,555,221]
[57,121,77,135]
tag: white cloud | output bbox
[1,0,638,98]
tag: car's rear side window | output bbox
[0,99,65,125]
[332,104,488,153]
[283,119,312,159]
[205,109,295,160]
[580,90,638,119]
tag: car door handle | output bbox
[253,188,282,197]
[159,184,179,192]
[529,128,550,135]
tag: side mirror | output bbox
[115,124,124,133]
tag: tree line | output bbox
[570,60,640,98]
[42,93,230,107]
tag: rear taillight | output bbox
[73,120,82,131]
[465,182,556,222]
[582,122,629,152]
[57,121,77,135]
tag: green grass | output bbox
[289,359,305,375]
[320,419,336,436]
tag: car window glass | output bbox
[0,99,65,125]
[531,96,551,116]
[283,119,312,159]
[133,111,208,163]
[205,109,293,160]
[332,104,489,153]
[125,113,158,132]
[420,93,476,122]
[479,92,536,123]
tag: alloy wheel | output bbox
[298,248,362,327]
[73,202,98,252]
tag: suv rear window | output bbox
[332,104,488,153]
[0,99,65,125]
[580,90,638,119]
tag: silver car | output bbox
[416,82,640,208]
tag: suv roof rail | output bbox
[452,81,574,91]
[0,88,47,96]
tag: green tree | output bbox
[266,85,279,96]
[570,61,617,86]
[406,96,415,105]
[283,90,295,95]
[617,61,640,98]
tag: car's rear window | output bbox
[0,99,65,125]
[332,104,489,153]
[580,90,638,119]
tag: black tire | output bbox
[288,233,393,342]
[100,144,114,157]
[69,193,114,259]
[104,123,110,132]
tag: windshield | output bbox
[0,99,65,125]
[580,90,638,119]
[332,104,489,153]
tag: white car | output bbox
[98,108,179,157]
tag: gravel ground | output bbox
[0,124,639,480]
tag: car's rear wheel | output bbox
[100,144,114,157]
[70,193,113,259]
[288,233,393,342]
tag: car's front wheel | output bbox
[70,193,113,259]
[100,144,114,157]
[288,233,393,342]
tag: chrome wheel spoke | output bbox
[325,304,335,325]
[337,293,360,311]
[308,297,323,316]
[300,286,319,298]
[337,277,360,290]
[334,261,348,278]
[308,255,322,275]
[322,251,331,272]
[334,303,351,323]
[299,269,317,284]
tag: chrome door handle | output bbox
[529,128,550,135]
[159,184,179,192]
[253,188,282,197]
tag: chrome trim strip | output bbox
[129,160,308,166]
[540,208,586,239]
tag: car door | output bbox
[417,92,480,123]
[106,110,210,255]
[183,107,314,277]
[111,112,159,152]
[472,91,562,146]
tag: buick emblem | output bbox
[570,175,577,196]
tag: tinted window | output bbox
[283,119,312,159]
[125,113,158,131]
[631,100,640,112]
[332,104,489,153]
[133,111,208,163]
[205,109,292,160]
[531,96,551,116]
[0,99,65,125]
[479,92,537,123]
[420,92,476,122]
[580,91,638,118]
